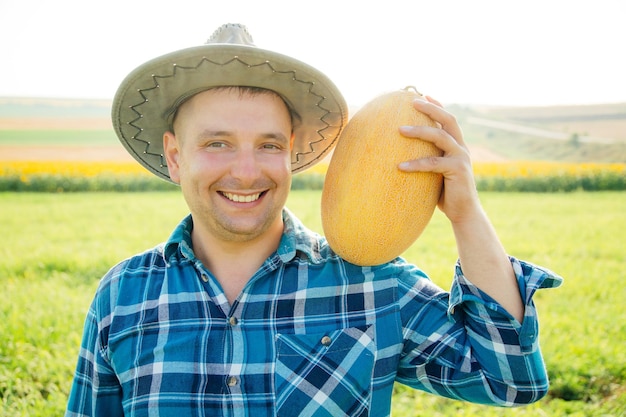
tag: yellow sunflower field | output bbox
[0,160,624,192]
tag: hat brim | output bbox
[112,43,348,182]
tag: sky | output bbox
[0,0,624,107]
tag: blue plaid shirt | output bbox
[66,209,562,417]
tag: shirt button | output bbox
[321,336,332,346]
[227,376,238,387]
[229,317,238,326]
[200,273,209,283]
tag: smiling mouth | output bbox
[220,191,264,203]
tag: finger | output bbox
[412,98,465,147]
[398,152,473,176]
[399,125,460,155]
[398,155,452,173]
[424,95,443,108]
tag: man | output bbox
[66,23,561,417]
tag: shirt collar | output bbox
[276,208,324,264]
[162,209,324,265]
[163,214,194,261]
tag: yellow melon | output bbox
[321,87,443,266]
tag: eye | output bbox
[262,143,281,150]
[206,141,228,149]
[201,141,231,153]
[261,139,290,152]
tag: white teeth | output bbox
[223,192,261,203]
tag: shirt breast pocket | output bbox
[275,325,375,417]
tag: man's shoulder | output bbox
[116,243,167,271]
[89,244,168,312]
[97,244,167,287]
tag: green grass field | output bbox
[1,191,624,416]
[0,130,117,146]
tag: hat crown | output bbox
[206,23,255,46]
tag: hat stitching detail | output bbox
[126,85,168,170]
[124,56,343,174]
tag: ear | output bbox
[289,132,295,150]
[163,131,181,184]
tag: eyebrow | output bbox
[260,132,290,144]
[197,130,290,144]
[198,130,231,139]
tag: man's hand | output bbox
[398,96,481,225]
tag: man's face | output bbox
[164,88,294,243]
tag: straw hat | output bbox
[112,23,348,182]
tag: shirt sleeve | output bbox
[395,256,563,406]
[65,297,124,416]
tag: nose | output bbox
[230,147,261,182]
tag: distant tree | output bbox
[568,132,581,147]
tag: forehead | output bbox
[173,87,292,131]
[172,88,296,146]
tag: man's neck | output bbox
[191,218,284,305]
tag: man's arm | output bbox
[66,304,124,416]
[395,255,562,406]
